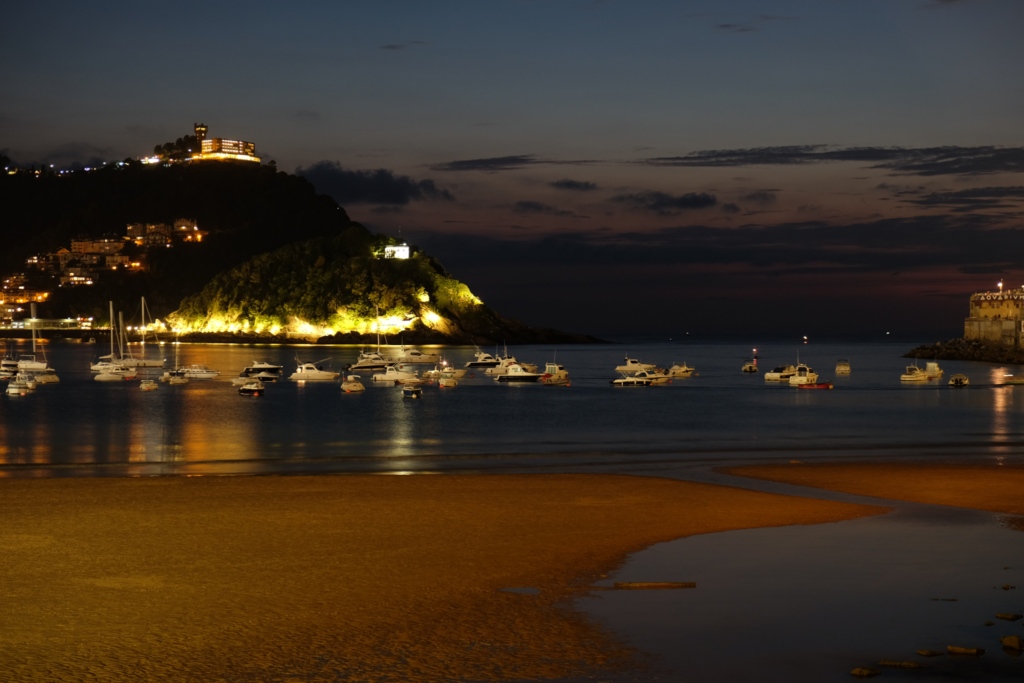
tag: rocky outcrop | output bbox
[905,338,1024,365]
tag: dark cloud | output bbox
[379,40,427,50]
[550,178,598,192]
[741,191,777,205]
[611,191,717,215]
[641,145,1024,176]
[512,201,574,217]
[721,203,741,214]
[431,155,543,172]
[903,186,1024,212]
[296,161,454,205]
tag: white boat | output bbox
[19,304,60,381]
[372,365,418,382]
[231,374,251,386]
[238,380,265,396]
[6,378,30,395]
[485,355,524,376]
[351,351,390,371]
[835,359,851,375]
[900,364,929,382]
[634,370,671,385]
[184,364,220,379]
[610,373,651,386]
[169,375,189,385]
[95,366,135,382]
[666,363,695,378]
[240,361,283,381]
[614,357,655,374]
[764,365,797,382]
[788,364,819,386]
[949,374,969,387]
[540,362,570,386]
[1,350,18,377]
[290,362,339,381]
[11,372,37,390]
[494,363,542,382]
[465,350,500,368]
[140,380,158,391]
[382,345,439,364]
[341,375,365,392]
[925,361,943,378]
[438,377,458,388]
[741,359,759,373]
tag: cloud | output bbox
[512,201,574,217]
[550,179,598,192]
[431,155,543,172]
[379,40,427,50]
[902,186,1024,212]
[721,203,741,214]
[741,191,777,205]
[611,191,717,215]
[296,161,454,205]
[641,145,1024,176]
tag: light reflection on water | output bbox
[2,336,1024,476]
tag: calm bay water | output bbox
[1,332,1021,477]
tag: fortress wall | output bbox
[964,317,1022,347]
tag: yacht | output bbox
[615,357,655,374]
[741,359,759,373]
[382,345,439,364]
[764,365,797,382]
[238,380,265,396]
[835,359,852,375]
[95,365,135,382]
[240,361,283,381]
[540,362,570,386]
[634,370,671,385]
[351,351,390,371]
[13,372,37,390]
[948,374,969,387]
[290,362,339,381]
[6,375,32,395]
[924,361,943,378]
[494,363,542,382]
[900,365,929,382]
[485,355,527,376]
[465,350,501,368]
[184,364,220,379]
[610,373,652,386]
[666,363,695,378]
[1,350,18,377]
[341,375,365,392]
[788,364,819,386]
[372,365,418,382]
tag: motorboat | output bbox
[764,365,797,382]
[238,380,265,396]
[290,362,339,381]
[948,374,969,387]
[402,385,422,398]
[1,350,18,377]
[372,365,418,382]
[1004,375,1024,385]
[835,359,852,375]
[351,351,391,371]
[633,370,670,385]
[797,382,834,390]
[382,345,439,364]
[184,364,220,379]
[925,361,943,378]
[485,355,524,376]
[240,361,283,381]
[438,377,458,388]
[465,350,501,368]
[788,364,819,386]
[741,359,759,373]
[231,374,252,386]
[169,375,189,385]
[615,357,655,374]
[6,377,30,395]
[140,380,158,391]
[540,362,570,386]
[611,374,651,386]
[425,359,468,379]
[341,375,365,392]
[666,363,696,378]
[494,364,542,382]
[95,366,135,382]
[12,372,37,390]
[900,365,929,382]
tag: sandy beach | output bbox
[721,463,1024,518]
[1,474,884,682]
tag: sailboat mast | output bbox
[118,312,126,359]
[109,301,115,358]
[30,303,36,354]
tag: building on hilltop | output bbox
[192,123,261,163]
[965,284,1024,346]
[382,243,410,259]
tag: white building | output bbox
[384,243,410,259]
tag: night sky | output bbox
[4,0,1023,334]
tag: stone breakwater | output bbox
[905,338,1024,365]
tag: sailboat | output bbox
[18,303,59,383]
[95,302,135,381]
[95,298,166,368]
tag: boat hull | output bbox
[797,382,833,390]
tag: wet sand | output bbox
[1,474,884,682]
[722,463,1024,516]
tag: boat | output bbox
[372,365,418,382]
[610,373,652,386]
[633,370,670,385]
[438,377,458,388]
[835,359,851,375]
[11,372,37,390]
[540,362,570,386]
[925,361,944,378]
[425,359,468,380]
[666,363,696,378]
[797,382,833,390]
[900,364,929,382]
[1002,374,1024,385]
[1,348,18,377]
[184,364,220,379]
[466,349,502,368]
[341,375,365,392]
[97,300,165,368]
[351,351,390,371]
[948,374,969,387]
[485,355,523,376]
[95,365,135,382]
[6,377,29,395]
[741,359,759,373]
[140,380,158,391]
[240,361,283,381]
[382,345,439,364]
[494,363,542,382]
[788,364,819,386]
[290,362,339,381]
[238,380,265,396]
[615,357,655,374]
[19,304,59,382]
[764,365,797,382]
[169,375,189,385]
[231,374,252,386]
[402,385,422,398]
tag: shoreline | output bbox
[1,473,883,682]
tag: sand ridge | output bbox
[0,473,885,682]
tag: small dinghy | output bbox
[238,380,265,396]
[796,382,833,390]
[438,377,458,388]
[140,380,158,391]
[402,385,423,399]
[948,374,969,387]
[341,375,365,393]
